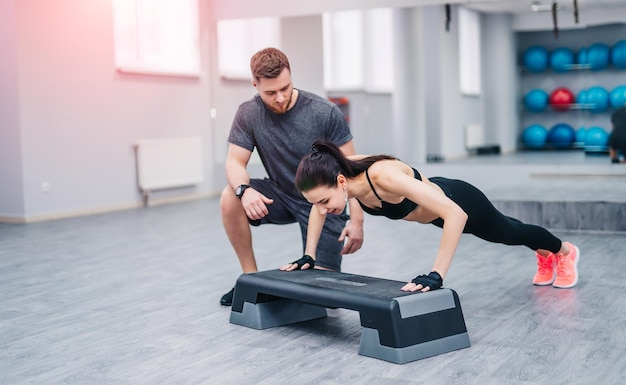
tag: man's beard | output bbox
[268,89,293,114]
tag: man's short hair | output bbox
[250,47,291,82]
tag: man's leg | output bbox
[220,185,258,274]
[219,180,297,306]
[219,185,257,306]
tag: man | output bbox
[219,47,364,306]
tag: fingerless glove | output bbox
[289,255,315,269]
[411,271,443,290]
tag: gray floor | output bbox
[1,153,626,385]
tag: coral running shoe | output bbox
[553,242,580,288]
[533,253,556,285]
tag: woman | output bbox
[280,139,580,292]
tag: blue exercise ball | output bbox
[575,127,586,144]
[610,85,626,109]
[587,43,610,71]
[524,89,549,112]
[612,40,626,69]
[586,86,609,112]
[522,124,548,148]
[523,46,549,73]
[550,47,574,72]
[576,89,587,105]
[577,47,588,66]
[585,126,609,147]
[548,123,576,148]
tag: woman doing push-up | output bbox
[280,139,580,292]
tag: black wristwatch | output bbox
[235,184,251,199]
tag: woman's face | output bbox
[302,184,346,216]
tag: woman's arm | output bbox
[280,205,326,271]
[370,162,468,289]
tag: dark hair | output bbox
[250,47,291,82]
[295,139,395,192]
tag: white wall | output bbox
[393,5,490,162]
[483,13,518,153]
[0,0,24,217]
[2,0,216,221]
[282,15,325,98]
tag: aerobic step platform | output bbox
[229,269,470,364]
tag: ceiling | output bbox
[463,0,626,15]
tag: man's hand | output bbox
[339,220,364,255]
[240,188,273,220]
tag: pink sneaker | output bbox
[553,242,580,288]
[533,253,556,285]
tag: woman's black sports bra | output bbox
[356,167,421,220]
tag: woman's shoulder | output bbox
[368,158,412,177]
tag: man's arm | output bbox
[225,143,253,190]
[225,143,274,220]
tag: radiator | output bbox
[464,123,484,149]
[135,137,203,200]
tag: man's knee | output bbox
[220,185,241,218]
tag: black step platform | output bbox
[229,269,470,364]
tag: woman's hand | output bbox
[401,271,443,292]
[280,255,315,271]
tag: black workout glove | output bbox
[289,255,315,270]
[411,271,443,291]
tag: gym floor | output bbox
[1,152,625,384]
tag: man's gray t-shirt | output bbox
[228,89,353,197]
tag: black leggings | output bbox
[429,177,562,253]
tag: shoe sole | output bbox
[553,245,580,289]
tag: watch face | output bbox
[236,184,250,197]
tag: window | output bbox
[217,17,281,80]
[112,0,200,77]
[323,8,393,92]
[458,6,482,96]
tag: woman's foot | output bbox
[533,252,556,285]
[553,242,580,288]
